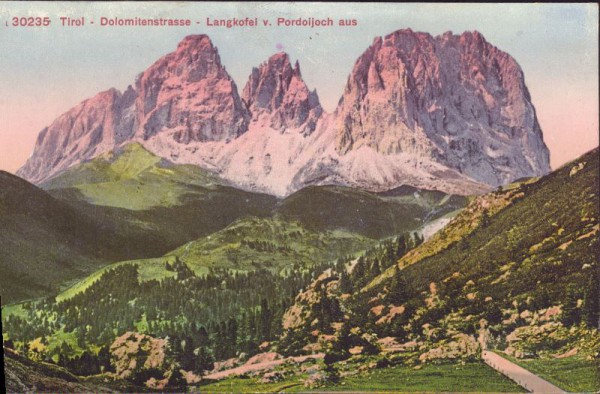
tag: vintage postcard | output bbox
[1,2,598,392]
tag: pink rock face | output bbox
[134,35,249,143]
[17,30,551,195]
[334,29,551,186]
[17,88,136,184]
[17,34,249,183]
[242,52,322,134]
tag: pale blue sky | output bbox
[0,2,597,172]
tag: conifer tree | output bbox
[562,284,581,326]
[339,271,353,294]
[388,270,408,305]
[582,272,599,329]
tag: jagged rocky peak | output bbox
[242,52,322,134]
[150,34,227,83]
[17,88,134,184]
[17,34,251,184]
[134,34,250,143]
[334,28,550,187]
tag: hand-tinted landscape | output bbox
[1,25,598,393]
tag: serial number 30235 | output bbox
[12,17,51,26]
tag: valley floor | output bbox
[198,362,525,393]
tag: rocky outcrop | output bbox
[110,332,167,380]
[418,333,480,362]
[242,52,322,134]
[282,270,341,331]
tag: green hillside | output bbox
[42,143,222,210]
[0,173,276,304]
[373,148,599,305]
[56,217,376,302]
[170,217,376,273]
[0,144,280,303]
[2,216,377,383]
[276,185,466,239]
[1,143,462,304]
[0,171,160,303]
[45,144,466,240]
[275,148,599,391]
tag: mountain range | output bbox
[17,29,550,197]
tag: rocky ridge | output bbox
[242,52,322,135]
[17,29,551,196]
